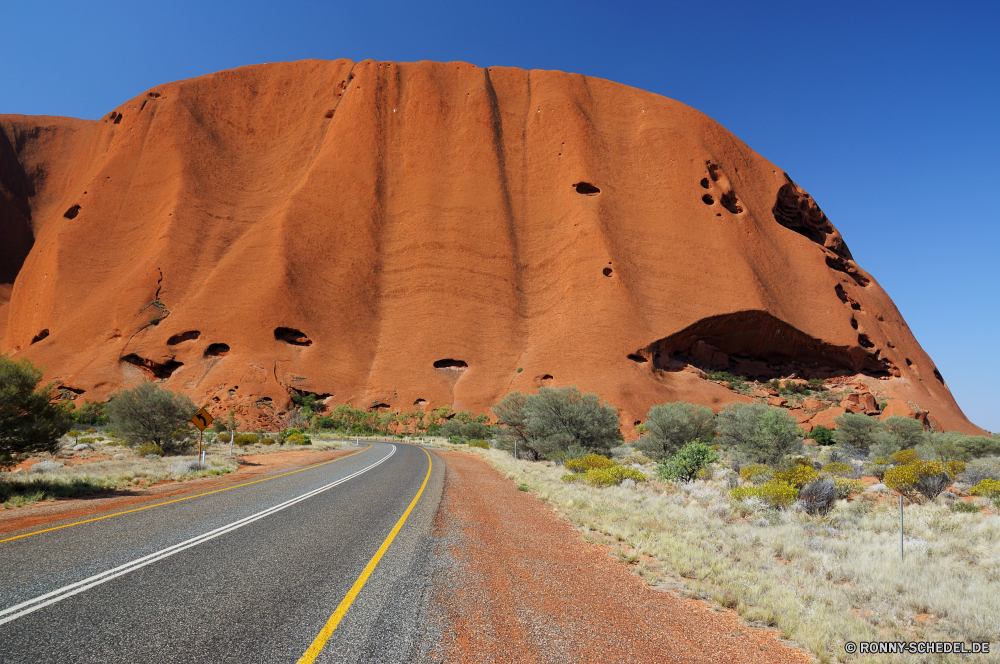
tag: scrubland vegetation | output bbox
[445,384,1000,662]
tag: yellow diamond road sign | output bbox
[191,408,214,431]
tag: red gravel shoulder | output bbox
[0,448,355,536]
[427,450,812,664]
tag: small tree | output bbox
[832,413,883,451]
[635,401,716,461]
[0,355,73,469]
[106,383,197,454]
[716,402,802,465]
[656,441,718,481]
[492,391,531,455]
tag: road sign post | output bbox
[190,408,214,468]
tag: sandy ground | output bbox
[0,448,356,536]
[423,450,813,664]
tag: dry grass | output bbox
[448,443,1000,663]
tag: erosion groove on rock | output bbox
[0,58,982,434]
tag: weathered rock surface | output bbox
[0,59,984,433]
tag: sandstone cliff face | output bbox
[0,59,982,433]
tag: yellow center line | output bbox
[297,446,433,664]
[0,444,375,544]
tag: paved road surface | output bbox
[0,443,444,663]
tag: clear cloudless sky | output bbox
[2,1,997,430]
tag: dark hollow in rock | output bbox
[933,368,944,383]
[31,329,49,344]
[113,113,123,124]
[850,317,858,330]
[414,398,428,406]
[541,374,553,380]
[433,359,468,369]
[64,205,81,219]
[905,358,913,366]
[627,353,648,363]
[167,330,201,345]
[700,178,710,189]
[61,386,85,395]
[826,255,870,287]
[370,402,391,411]
[702,194,714,205]
[633,420,642,426]
[707,162,721,182]
[121,353,183,379]
[639,309,892,381]
[857,334,875,349]
[772,177,852,259]
[324,110,334,118]
[603,267,613,277]
[139,100,147,112]
[274,327,312,346]
[720,191,743,214]
[573,182,601,195]
[204,343,230,357]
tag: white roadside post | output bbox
[900,494,904,561]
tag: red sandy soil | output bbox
[426,450,812,663]
[0,448,354,536]
[0,60,981,436]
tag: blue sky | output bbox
[3,1,997,430]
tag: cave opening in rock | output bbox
[64,205,81,219]
[204,343,230,357]
[627,353,648,363]
[603,267,613,277]
[275,327,312,346]
[121,354,183,379]
[573,182,601,195]
[31,329,49,344]
[167,330,201,345]
[433,359,468,369]
[702,194,714,205]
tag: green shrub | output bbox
[716,403,802,465]
[832,413,884,451]
[962,458,1000,484]
[565,453,615,473]
[136,442,165,456]
[729,480,799,508]
[468,441,490,449]
[77,437,95,446]
[492,387,623,460]
[67,430,81,440]
[821,462,853,476]
[886,459,953,499]
[260,438,277,446]
[634,402,716,461]
[833,477,867,498]
[655,440,718,482]
[584,465,647,486]
[739,463,773,485]
[0,354,74,469]
[891,449,920,465]
[217,433,231,443]
[951,501,981,513]
[234,434,260,447]
[864,458,891,481]
[810,425,835,445]
[106,383,196,454]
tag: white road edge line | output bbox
[0,445,396,626]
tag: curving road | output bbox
[0,442,445,663]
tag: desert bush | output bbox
[810,425,834,446]
[832,413,884,451]
[286,433,311,445]
[468,441,490,449]
[970,479,1000,500]
[583,464,647,486]
[634,402,715,461]
[798,478,836,515]
[729,479,798,508]
[774,461,819,488]
[76,437,95,446]
[833,478,867,499]
[886,460,953,499]
[31,460,65,473]
[891,449,920,465]
[821,462,853,477]
[72,401,108,426]
[314,416,337,430]
[655,441,718,482]
[136,442,165,457]
[881,416,926,449]
[950,501,981,513]
[715,403,801,465]
[739,463,773,485]
[106,383,196,454]
[565,453,615,473]
[217,433,231,443]
[864,458,891,481]
[441,413,492,441]
[918,431,971,462]
[260,438,277,446]
[234,434,260,447]
[0,354,74,469]
[961,457,1000,484]
[492,387,623,460]
[956,436,1000,459]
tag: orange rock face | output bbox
[0,59,984,433]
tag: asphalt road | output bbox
[0,442,445,663]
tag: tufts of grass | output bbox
[459,446,1000,663]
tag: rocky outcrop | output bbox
[0,60,984,434]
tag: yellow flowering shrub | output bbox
[729,479,799,508]
[584,465,647,486]
[833,478,867,498]
[891,449,920,465]
[774,464,819,488]
[821,462,853,476]
[739,464,773,485]
[565,454,615,473]
[970,479,1000,499]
